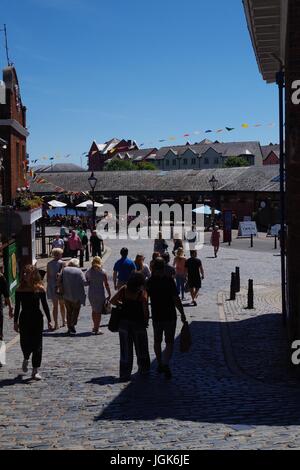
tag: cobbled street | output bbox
[1,238,300,450]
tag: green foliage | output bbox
[136,162,156,170]
[224,156,249,168]
[104,159,156,171]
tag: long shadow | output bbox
[93,313,300,426]
[0,374,32,387]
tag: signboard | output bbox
[270,224,281,236]
[3,242,19,301]
[238,221,258,237]
[223,209,232,243]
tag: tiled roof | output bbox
[30,165,280,194]
[154,141,263,164]
[34,163,86,173]
[261,144,280,160]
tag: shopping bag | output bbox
[108,305,122,332]
[180,321,192,353]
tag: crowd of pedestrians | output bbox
[0,225,221,382]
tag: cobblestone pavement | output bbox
[1,238,300,450]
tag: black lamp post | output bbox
[208,175,218,223]
[88,172,98,229]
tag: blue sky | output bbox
[2,0,279,168]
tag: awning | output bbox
[243,0,288,83]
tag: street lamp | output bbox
[88,171,98,229]
[208,175,218,225]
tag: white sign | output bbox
[270,224,280,236]
[238,221,258,237]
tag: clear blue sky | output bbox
[2,0,279,168]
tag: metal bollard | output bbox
[247,279,254,309]
[274,235,277,250]
[79,249,84,268]
[230,272,236,300]
[250,233,253,248]
[235,266,240,293]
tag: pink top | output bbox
[68,234,82,250]
[174,256,186,275]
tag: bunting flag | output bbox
[27,120,276,165]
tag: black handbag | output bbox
[108,304,123,332]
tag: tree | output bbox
[224,156,249,168]
[104,159,156,171]
[104,160,136,171]
[136,162,156,170]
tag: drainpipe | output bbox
[276,68,287,325]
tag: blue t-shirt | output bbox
[114,257,136,282]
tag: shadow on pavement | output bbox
[93,313,300,426]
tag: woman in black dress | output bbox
[14,265,53,380]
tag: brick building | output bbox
[88,138,138,171]
[0,66,29,204]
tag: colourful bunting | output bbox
[241,123,249,128]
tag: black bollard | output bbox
[85,245,89,262]
[274,235,277,250]
[250,233,253,248]
[79,249,84,268]
[247,279,254,309]
[235,266,240,293]
[230,272,236,300]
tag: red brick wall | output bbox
[0,67,27,203]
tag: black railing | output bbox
[35,234,56,258]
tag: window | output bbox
[192,158,196,164]
[183,158,187,165]
[172,160,176,166]
[166,160,170,166]
[204,158,209,164]
[214,158,219,164]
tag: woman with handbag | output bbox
[85,257,111,335]
[14,265,53,380]
[110,272,150,382]
[46,248,66,330]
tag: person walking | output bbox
[68,230,82,258]
[59,259,86,335]
[46,248,66,330]
[150,252,160,272]
[211,225,220,258]
[110,272,150,382]
[90,230,104,258]
[134,254,151,280]
[185,224,198,255]
[0,272,13,366]
[113,248,136,290]
[85,257,111,335]
[162,252,176,278]
[14,265,53,380]
[154,232,168,255]
[185,250,204,306]
[173,247,186,300]
[147,257,186,379]
[51,234,64,251]
[172,233,183,256]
